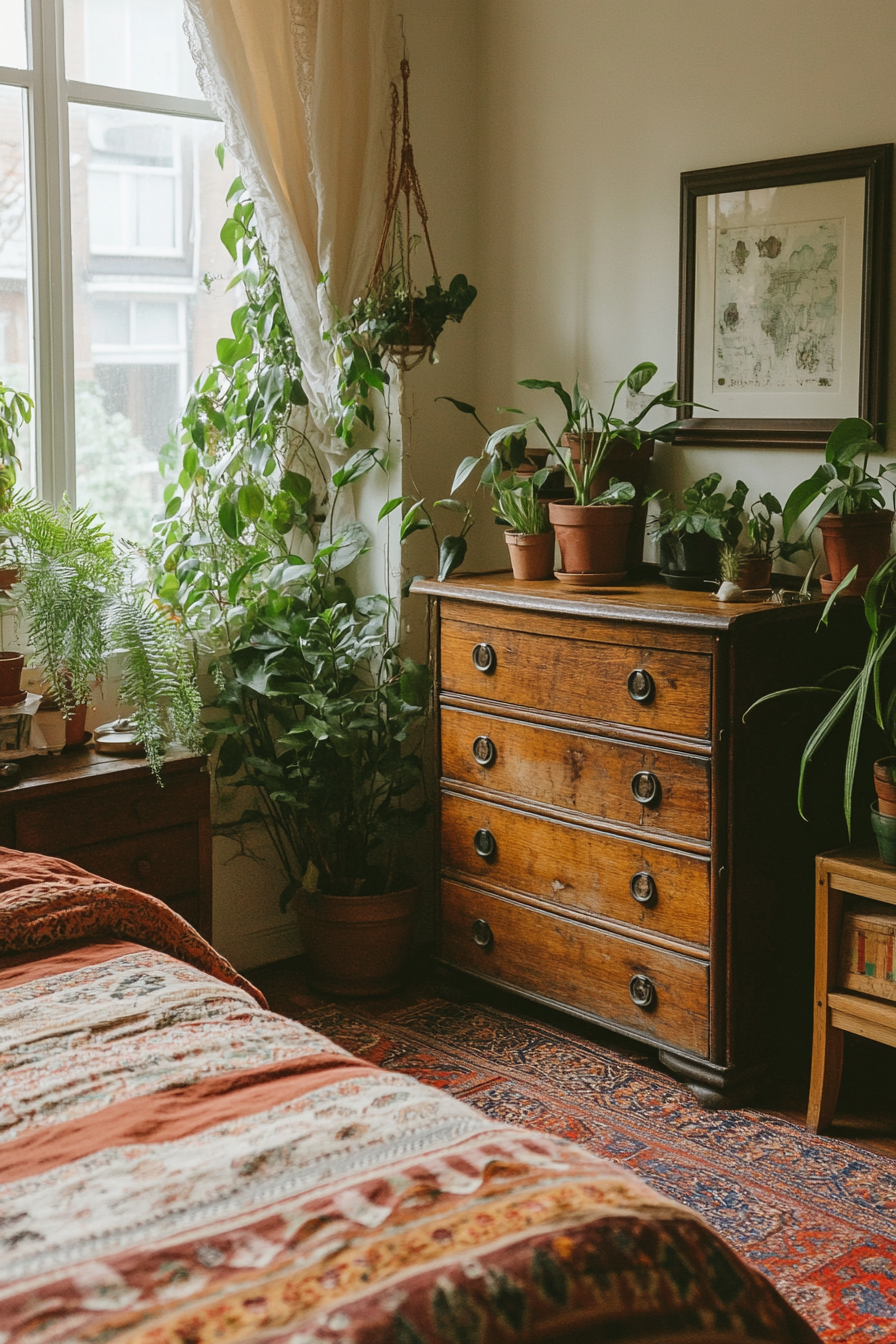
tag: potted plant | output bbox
[782,418,895,597]
[651,474,748,589]
[492,468,555,580]
[731,492,811,590]
[3,495,201,776]
[151,175,432,992]
[0,379,32,590]
[746,554,896,862]
[514,363,704,577]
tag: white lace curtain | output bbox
[183,0,397,452]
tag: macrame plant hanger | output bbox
[369,58,439,372]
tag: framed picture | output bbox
[676,144,893,450]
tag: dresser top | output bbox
[411,570,826,631]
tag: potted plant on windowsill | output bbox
[651,474,748,589]
[782,418,895,597]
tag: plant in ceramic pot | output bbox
[746,553,896,863]
[782,418,896,597]
[651,474,748,589]
[514,363,703,579]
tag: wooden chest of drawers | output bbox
[413,572,860,1106]
[0,747,212,939]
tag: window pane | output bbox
[70,105,238,540]
[0,86,34,493]
[64,0,202,99]
[0,0,28,69]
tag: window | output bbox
[0,0,237,539]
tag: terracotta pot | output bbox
[818,510,894,595]
[874,757,896,818]
[739,555,773,590]
[0,652,24,699]
[504,529,555,580]
[548,502,632,576]
[560,435,656,571]
[514,447,551,479]
[0,568,18,591]
[65,700,89,747]
[296,885,419,995]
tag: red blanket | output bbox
[0,850,818,1344]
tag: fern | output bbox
[2,496,201,778]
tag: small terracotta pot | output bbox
[818,510,894,594]
[505,530,555,580]
[548,502,632,575]
[296,885,418,995]
[0,652,24,699]
[515,447,551,479]
[65,701,89,747]
[739,555,773,590]
[0,568,19,591]
[874,757,896,818]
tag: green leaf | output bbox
[400,658,432,710]
[400,500,431,541]
[281,470,311,504]
[517,379,573,425]
[825,417,875,464]
[238,482,265,521]
[817,565,859,628]
[451,455,482,493]
[439,533,467,580]
[219,218,241,262]
[434,498,467,513]
[378,495,406,522]
[215,141,225,169]
[626,362,658,394]
[217,734,244,776]
[782,465,836,538]
[218,496,244,540]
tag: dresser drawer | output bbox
[441,879,710,1057]
[13,772,208,853]
[441,707,711,842]
[59,824,200,901]
[441,791,710,945]
[441,616,712,740]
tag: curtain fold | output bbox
[183,0,398,452]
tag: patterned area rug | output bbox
[255,965,896,1344]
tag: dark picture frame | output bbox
[676,143,893,450]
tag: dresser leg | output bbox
[806,874,844,1134]
[657,1050,764,1109]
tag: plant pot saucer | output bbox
[0,689,26,707]
[820,572,869,598]
[660,571,719,592]
[554,569,628,587]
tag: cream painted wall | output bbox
[466,0,896,573]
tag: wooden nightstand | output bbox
[808,847,896,1133]
[0,746,212,940]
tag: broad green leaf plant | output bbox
[782,418,896,543]
[149,167,432,905]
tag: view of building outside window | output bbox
[0,0,239,540]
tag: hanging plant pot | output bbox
[818,510,894,596]
[548,503,632,580]
[296,886,419,996]
[505,529,555,580]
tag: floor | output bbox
[252,952,896,1159]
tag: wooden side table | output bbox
[808,846,896,1133]
[0,745,212,940]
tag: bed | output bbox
[0,848,818,1344]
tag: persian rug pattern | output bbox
[295,994,896,1344]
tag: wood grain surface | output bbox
[441,878,710,1056]
[441,706,712,842]
[441,790,711,946]
[441,617,713,740]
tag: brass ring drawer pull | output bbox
[473,828,496,859]
[630,871,656,904]
[629,974,656,1010]
[472,918,493,948]
[627,668,655,703]
[472,642,496,673]
[631,770,661,806]
[472,735,496,767]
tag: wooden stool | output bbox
[809,847,896,1133]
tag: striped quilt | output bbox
[0,850,818,1344]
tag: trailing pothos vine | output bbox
[149,167,437,904]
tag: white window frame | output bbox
[0,0,214,502]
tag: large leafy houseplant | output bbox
[149,171,431,923]
[2,496,201,776]
[651,474,748,586]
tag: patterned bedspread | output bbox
[0,854,818,1344]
